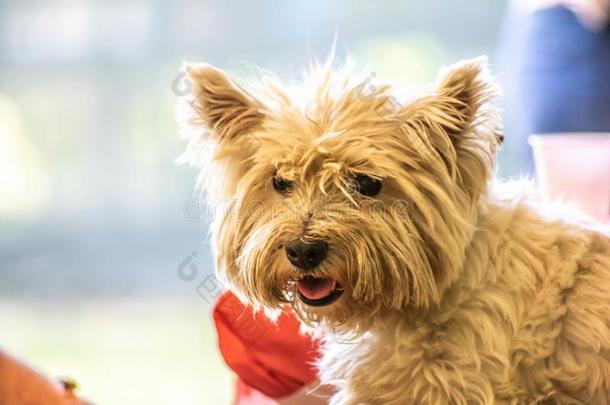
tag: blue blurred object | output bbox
[497,5,610,176]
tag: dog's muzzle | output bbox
[284,239,343,306]
[296,274,344,307]
[285,239,328,269]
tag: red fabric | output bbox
[212,291,320,402]
[234,378,277,405]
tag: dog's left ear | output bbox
[401,57,502,199]
[437,58,499,138]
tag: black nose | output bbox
[285,239,328,269]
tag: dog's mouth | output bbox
[296,275,344,307]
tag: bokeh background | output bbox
[0,1,514,403]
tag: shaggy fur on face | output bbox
[178,57,610,404]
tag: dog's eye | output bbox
[272,176,292,192]
[354,174,382,197]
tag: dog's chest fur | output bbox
[317,197,610,405]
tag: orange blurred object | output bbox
[0,350,89,405]
[530,133,610,223]
[213,291,321,404]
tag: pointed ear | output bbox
[179,63,265,141]
[435,57,502,144]
[177,63,265,200]
[400,57,502,199]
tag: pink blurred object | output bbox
[529,133,610,224]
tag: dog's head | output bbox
[178,58,501,332]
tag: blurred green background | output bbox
[0,1,508,403]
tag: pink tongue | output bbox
[297,277,335,300]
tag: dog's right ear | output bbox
[179,63,265,141]
[177,64,265,200]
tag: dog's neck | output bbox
[355,195,515,337]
